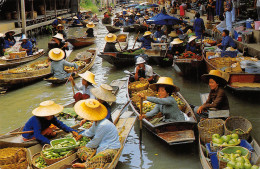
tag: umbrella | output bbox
[126,4,138,8]
[146,12,184,25]
[149,4,159,7]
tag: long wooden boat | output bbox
[102,17,112,24]
[126,74,198,145]
[199,136,260,169]
[98,48,140,68]
[44,49,96,85]
[133,24,149,33]
[123,25,135,32]
[66,37,95,49]
[0,78,126,149]
[145,49,173,67]
[115,33,128,51]
[106,25,120,33]
[0,49,45,70]
[203,54,260,92]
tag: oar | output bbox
[116,40,123,51]
[132,31,140,49]
[113,100,131,125]
[71,76,75,96]
[124,70,134,76]
[10,130,34,135]
[139,97,143,142]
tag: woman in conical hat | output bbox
[138,77,185,123]
[56,24,67,39]
[72,99,121,168]
[169,38,185,56]
[103,33,119,52]
[19,34,33,55]
[4,30,16,49]
[185,35,201,54]
[85,22,95,37]
[194,70,230,120]
[69,70,96,102]
[49,48,78,79]
[51,33,69,56]
[22,100,79,145]
[136,31,159,49]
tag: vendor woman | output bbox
[4,30,16,49]
[139,77,185,123]
[136,31,158,49]
[217,29,236,50]
[169,38,185,56]
[104,33,119,52]
[49,48,78,79]
[72,99,121,168]
[22,100,79,145]
[134,57,154,82]
[186,36,201,54]
[194,70,229,119]
[85,22,95,37]
[56,24,67,39]
[19,35,33,55]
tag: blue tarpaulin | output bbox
[146,13,184,25]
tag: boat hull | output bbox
[173,59,205,76]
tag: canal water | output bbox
[0,11,260,169]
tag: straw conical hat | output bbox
[78,71,96,85]
[168,31,178,37]
[73,16,78,19]
[48,48,65,61]
[32,100,63,117]
[150,77,180,92]
[136,13,141,16]
[170,38,183,45]
[74,99,108,121]
[188,36,197,43]
[90,84,116,102]
[144,15,149,19]
[5,30,15,35]
[57,24,64,29]
[201,70,229,86]
[105,33,117,42]
[143,31,152,36]
[57,17,62,20]
[53,33,64,41]
[87,22,95,28]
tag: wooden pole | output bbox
[31,0,34,19]
[139,97,143,140]
[17,0,21,28]
[55,0,57,17]
[21,0,27,35]
[44,0,47,21]
[132,31,140,49]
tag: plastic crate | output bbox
[205,139,254,169]
[221,51,238,58]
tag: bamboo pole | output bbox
[44,0,46,21]
[17,0,21,28]
[55,0,57,17]
[21,0,27,35]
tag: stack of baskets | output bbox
[128,79,149,93]
[0,147,28,169]
[198,119,225,144]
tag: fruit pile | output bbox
[211,133,240,146]
[136,101,156,113]
[35,156,47,168]
[128,80,149,92]
[203,39,216,45]
[131,89,157,103]
[74,61,86,67]
[4,61,50,74]
[179,51,202,60]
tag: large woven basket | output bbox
[198,119,225,144]
[31,153,41,169]
[0,147,27,165]
[128,79,149,93]
[224,116,252,140]
[0,158,28,169]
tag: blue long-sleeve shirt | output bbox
[22,116,76,145]
[52,19,59,27]
[51,60,78,79]
[193,18,205,37]
[4,39,15,49]
[21,40,33,55]
[73,19,81,25]
[137,37,158,49]
[219,35,236,50]
[82,119,120,153]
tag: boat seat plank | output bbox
[120,111,133,118]
[157,130,195,144]
[116,117,136,138]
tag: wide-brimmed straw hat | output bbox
[57,17,62,20]
[32,100,63,117]
[74,99,107,121]
[168,31,178,38]
[104,33,117,42]
[143,31,152,37]
[201,70,229,86]
[188,36,197,43]
[136,12,141,16]
[20,34,28,40]
[90,84,116,102]
[5,30,15,35]
[136,57,146,64]
[150,77,180,92]
[170,38,183,45]
[57,24,64,29]
[73,16,78,19]
[78,71,96,85]
[52,33,64,41]
[144,15,149,19]
[87,22,95,28]
[49,48,65,61]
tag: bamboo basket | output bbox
[31,153,41,169]
[224,116,252,140]
[0,148,27,165]
[198,119,225,144]
[128,79,149,93]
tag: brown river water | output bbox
[0,10,260,169]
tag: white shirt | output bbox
[74,84,95,99]
[135,64,153,77]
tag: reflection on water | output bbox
[0,12,259,169]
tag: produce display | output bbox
[35,156,47,168]
[203,39,216,45]
[78,136,91,147]
[136,101,156,114]
[179,51,202,60]
[128,80,149,92]
[131,88,157,103]
[122,49,144,55]
[42,148,72,159]
[82,121,93,129]
[211,133,240,146]
[48,77,58,80]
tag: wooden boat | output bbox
[0,49,45,70]
[106,25,120,33]
[203,54,260,92]
[0,59,51,90]
[0,78,126,149]
[102,17,112,24]
[199,136,260,169]
[126,74,198,145]
[145,48,173,67]
[133,24,149,33]
[66,37,95,49]
[44,49,96,85]
[115,33,128,51]
[123,25,135,32]
[98,48,140,68]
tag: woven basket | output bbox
[224,116,252,140]
[210,138,241,152]
[0,158,28,169]
[9,51,27,59]
[0,148,27,165]
[31,153,41,169]
[128,79,149,93]
[198,119,225,144]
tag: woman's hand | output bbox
[197,106,204,114]
[139,114,146,120]
[80,119,87,126]
[137,93,146,100]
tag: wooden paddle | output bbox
[139,97,143,141]
[116,40,123,52]
[10,130,34,135]
[113,100,131,125]
[132,31,140,49]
